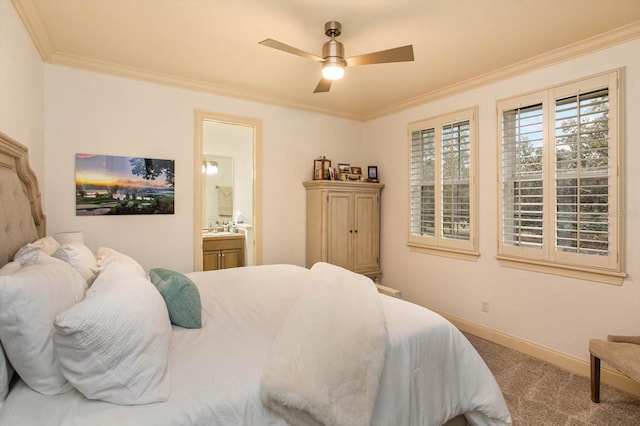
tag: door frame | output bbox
[193,110,263,271]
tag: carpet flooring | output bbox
[465,333,640,425]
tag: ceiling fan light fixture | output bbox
[259,20,414,93]
[322,63,344,80]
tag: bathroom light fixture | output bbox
[202,161,218,175]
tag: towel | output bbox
[260,262,387,426]
[217,186,232,216]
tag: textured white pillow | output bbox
[13,236,61,265]
[13,237,60,265]
[95,247,146,278]
[54,241,97,284]
[0,259,15,402]
[0,342,13,405]
[0,254,87,395]
[31,236,61,255]
[12,244,41,265]
[53,261,171,405]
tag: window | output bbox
[409,107,478,259]
[498,70,625,284]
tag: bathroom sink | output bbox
[202,231,235,237]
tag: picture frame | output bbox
[314,157,331,180]
[338,163,351,173]
[350,166,362,175]
[368,166,378,182]
[75,153,175,215]
[329,167,337,180]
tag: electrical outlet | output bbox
[481,300,489,313]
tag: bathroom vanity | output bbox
[202,233,245,271]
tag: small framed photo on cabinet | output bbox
[338,163,351,173]
[329,167,338,180]
[368,166,378,182]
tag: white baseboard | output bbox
[441,313,640,399]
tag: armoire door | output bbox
[353,192,380,273]
[326,192,353,270]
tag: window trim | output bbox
[408,107,479,260]
[496,69,626,285]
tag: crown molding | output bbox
[11,0,640,122]
[365,20,640,120]
[10,1,361,120]
[11,0,55,61]
[48,51,365,121]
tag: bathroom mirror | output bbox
[202,155,234,229]
[194,111,262,271]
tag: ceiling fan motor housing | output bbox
[322,40,346,66]
[322,21,346,66]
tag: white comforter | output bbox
[0,264,511,426]
[261,262,387,426]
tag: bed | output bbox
[0,132,511,426]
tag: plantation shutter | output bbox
[410,127,435,237]
[554,88,610,256]
[497,71,622,281]
[441,120,470,241]
[409,107,477,257]
[501,104,544,248]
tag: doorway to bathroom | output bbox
[194,111,262,270]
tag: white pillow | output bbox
[54,241,97,284]
[0,342,12,405]
[0,261,22,276]
[0,255,87,395]
[12,244,41,265]
[31,236,61,256]
[53,261,171,405]
[95,247,146,278]
[13,236,61,265]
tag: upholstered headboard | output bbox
[0,132,46,268]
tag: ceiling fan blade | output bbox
[259,38,325,62]
[346,45,414,66]
[313,78,332,93]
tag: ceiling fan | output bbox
[259,21,414,93]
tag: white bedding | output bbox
[0,264,511,426]
[261,262,387,426]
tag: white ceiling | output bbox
[12,0,640,120]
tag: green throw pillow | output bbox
[149,268,202,329]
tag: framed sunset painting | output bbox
[75,154,175,216]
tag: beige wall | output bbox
[364,38,640,362]
[7,0,640,368]
[0,0,44,182]
[43,65,363,272]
